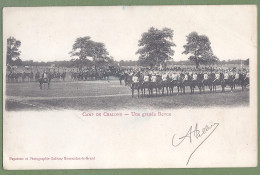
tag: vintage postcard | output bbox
[3,5,257,169]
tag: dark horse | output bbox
[118,73,125,85]
[161,74,170,95]
[131,73,143,98]
[212,73,225,92]
[180,73,193,94]
[190,73,204,94]
[39,73,51,89]
[222,74,235,92]
[241,74,249,91]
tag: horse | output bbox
[39,73,51,89]
[190,74,199,94]
[124,73,132,86]
[212,73,225,93]
[190,73,204,94]
[181,73,193,94]
[161,74,170,95]
[141,74,151,97]
[222,74,235,92]
[61,72,66,81]
[169,73,183,95]
[35,72,40,82]
[202,73,213,93]
[7,72,16,82]
[131,74,142,98]
[119,73,125,85]
[241,73,249,91]
[148,74,163,97]
[29,72,34,82]
[233,73,242,90]
[171,73,184,95]
[56,72,61,81]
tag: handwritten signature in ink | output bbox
[172,122,219,165]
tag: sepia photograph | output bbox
[3,5,257,169]
[4,6,252,111]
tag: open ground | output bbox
[5,79,249,111]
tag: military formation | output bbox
[6,68,67,83]
[118,67,250,97]
[6,65,250,93]
[70,68,112,81]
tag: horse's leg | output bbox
[138,89,140,98]
[132,88,134,98]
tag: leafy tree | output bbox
[13,58,23,66]
[69,37,110,70]
[69,36,93,70]
[6,37,21,66]
[136,27,176,69]
[90,41,110,69]
[182,32,219,68]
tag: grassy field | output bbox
[5,79,249,111]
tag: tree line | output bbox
[6,27,249,69]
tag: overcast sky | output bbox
[3,5,257,62]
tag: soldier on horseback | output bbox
[161,71,169,95]
[39,69,51,89]
[42,70,48,80]
[190,71,198,94]
[131,72,141,97]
